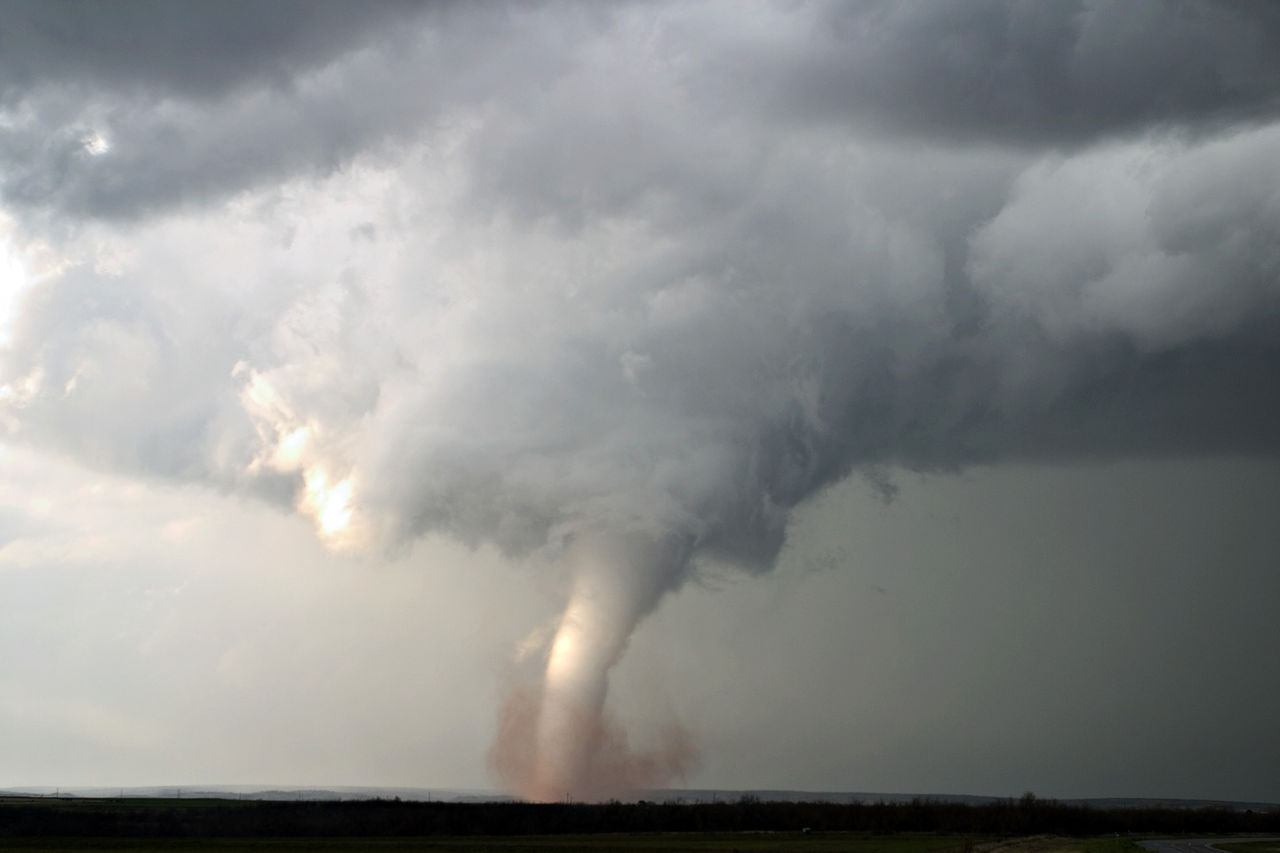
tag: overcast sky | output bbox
[1,0,1278,803]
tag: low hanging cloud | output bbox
[0,0,571,222]
[2,0,1279,799]
[758,0,1280,145]
[6,2,1280,224]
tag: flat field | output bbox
[0,833,1149,853]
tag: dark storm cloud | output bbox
[1,0,1278,576]
[0,0,428,101]
[0,0,574,221]
[764,0,1280,145]
[8,1,1280,224]
[0,0,426,220]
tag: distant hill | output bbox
[645,790,1280,812]
[1,785,1275,811]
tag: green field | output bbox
[0,833,1152,853]
[0,795,1259,851]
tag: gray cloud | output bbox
[764,0,1280,145]
[3,2,1278,576]
[0,0,427,102]
[9,1,1280,225]
[0,1,574,221]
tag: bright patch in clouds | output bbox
[0,225,30,347]
[308,470,355,540]
[82,131,110,156]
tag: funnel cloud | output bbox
[1,1,1279,801]
[490,532,698,800]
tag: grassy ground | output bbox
[1216,843,1280,853]
[0,833,1152,853]
[977,837,1144,853]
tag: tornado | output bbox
[494,531,695,802]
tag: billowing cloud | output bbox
[7,2,1280,222]
[0,1,430,100]
[0,1,573,221]
[752,0,1280,145]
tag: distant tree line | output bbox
[1,793,1278,838]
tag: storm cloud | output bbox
[1,0,1278,800]
[6,0,1278,561]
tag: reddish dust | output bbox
[488,686,699,802]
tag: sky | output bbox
[1,0,1278,802]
